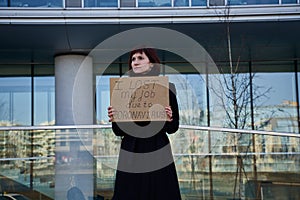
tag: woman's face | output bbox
[131,52,152,74]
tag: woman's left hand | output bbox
[165,106,173,121]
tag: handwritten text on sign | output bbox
[110,76,169,122]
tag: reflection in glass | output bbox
[0,0,8,6]
[96,75,118,124]
[174,0,189,6]
[253,71,297,133]
[209,0,225,6]
[209,71,252,129]
[0,77,31,126]
[228,0,278,5]
[191,0,206,6]
[34,77,55,125]
[282,0,297,3]
[94,128,120,198]
[120,0,136,7]
[0,129,55,198]
[3,0,298,7]
[138,0,171,7]
[85,0,118,7]
[169,74,207,126]
[228,0,247,5]
[1,127,300,199]
[10,0,62,7]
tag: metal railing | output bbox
[0,124,299,137]
[0,124,300,138]
[0,124,299,199]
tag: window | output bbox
[34,76,55,125]
[209,0,225,6]
[192,0,206,6]
[85,0,118,7]
[282,0,297,3]
[121,0,135,7]
[9,0,62,7]
[0,64,55,126]
[138,0,171,7]
[252,61,297,133]
[0,76,31,126]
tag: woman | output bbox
[108,47,181,200]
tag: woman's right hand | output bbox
[108,106,114,122]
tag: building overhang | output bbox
[0,5,299,68]
[0,5,300,24]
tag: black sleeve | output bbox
[112,122,126,137]
[165,83,180,134]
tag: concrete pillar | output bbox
[55,54,94,200]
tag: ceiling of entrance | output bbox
[0,21,299,66]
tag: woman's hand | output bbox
[165,106,173,122]
[108,106,115,122]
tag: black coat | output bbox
[111,82,181,200]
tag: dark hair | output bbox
[128,47,161,76]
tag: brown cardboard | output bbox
[110,76,169,122]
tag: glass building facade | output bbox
[0,1,300,200]
[0,0,299,7]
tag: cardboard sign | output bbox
[110,76,169,122]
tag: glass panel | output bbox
[191,0,206,6]
[96,75,119,124]
[10,0,62,7]
[228,0,249,5]
[138,0,171,7]
[170,129,211,198]
[168,74,207,126]
[209,0,225,6]
[65,0,81,7]
[94,128,120,198]
[252,62,297,133]
[34,77,55,126]
[0,0,8,6]
[174,0,189,6]
[209,62,252,129]
[228,0,278,5]
[282,0,297,3]
[0,129,55,199]
[0,127,299,199]
[0,77,31,126]
[84,0,118,7]
[256,0,278,4]
[55,128,94,199]
[120,0,135,7]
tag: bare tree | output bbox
[210,5,272,199]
